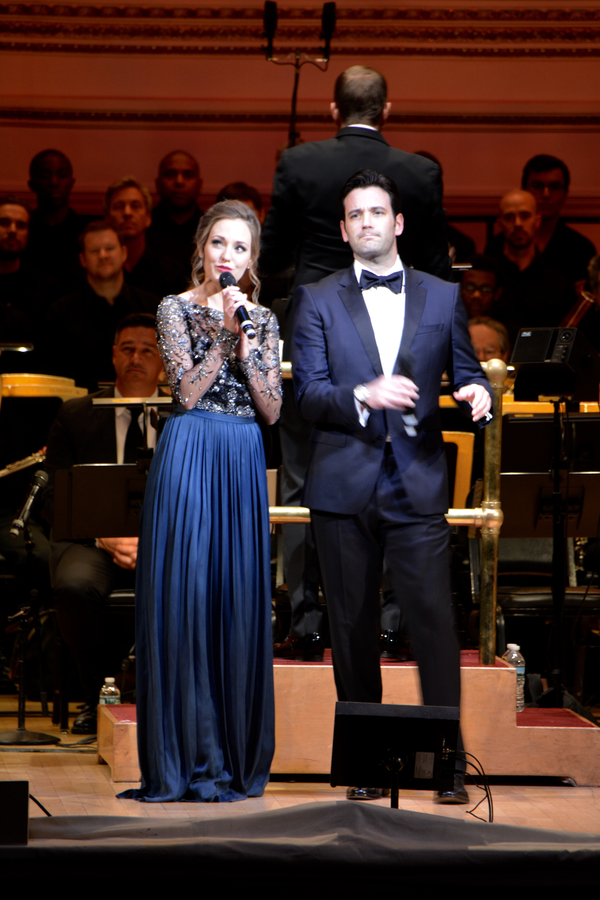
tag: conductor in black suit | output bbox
[260,66,451,661]
[260,65,450,303]
[292,170,492,801]
[44,313,164,733]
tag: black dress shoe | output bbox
[379,630,415,661]
[380,630,401,659]
[273,633,324,662]
[346,787,384,800]
[72,703,98,735]
[435,775,469,805]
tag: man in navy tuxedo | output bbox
[263,66,451,661]
[292,170,492,802]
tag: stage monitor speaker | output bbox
[330,702,459,795]
[0,781,29,845]
[511,327,600,401]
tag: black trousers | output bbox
[311,451,461,710]
[51,541,134,701]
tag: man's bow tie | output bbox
[359,270,404,294]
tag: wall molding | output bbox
[1,4,600,57]
[4,41,600,58]
[3,107,600,130]
[1,5,600,22]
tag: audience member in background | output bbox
[25,149,94,286]
[414,150,475,265]
[468,316,511,363]
[105,176,187,299]
[0,196,61,372]
[216,182,264,223]
[147,150,203,275]
[460,255,503,319]
[486,189,574,341]
[44,220,159,391]
[43,313,164,734]
[487,155,596,287]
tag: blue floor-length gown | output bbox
[119,295,281,802]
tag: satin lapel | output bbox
[395,267,427,373]
[338,269,383,378]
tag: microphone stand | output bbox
[0,520,59,746]
[262,1,336,149]
[535,398,570,709]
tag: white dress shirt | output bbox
[353,256,406,426]
[114,387,159,464]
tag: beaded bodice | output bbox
[156,294,282,418]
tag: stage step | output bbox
[97,650,600,785]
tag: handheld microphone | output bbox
[219,272,257,340]
[10,469,48,537]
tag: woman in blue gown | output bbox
[119,201,282,802]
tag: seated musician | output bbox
[43,313,164,734]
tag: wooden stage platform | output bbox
[98,650,600,785]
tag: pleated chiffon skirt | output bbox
[119,407,275,802]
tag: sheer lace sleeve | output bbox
[156,296,239,410]
[237,310,283,425]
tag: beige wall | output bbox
[2,0,600,243]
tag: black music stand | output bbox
[508,329,600,706]
[53,395,172,540]
[330,702,459,809]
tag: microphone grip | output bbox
[219,271,256,340]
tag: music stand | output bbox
[53,464,148,541]
[53,395,172,540]
[507,330,600,705]
[330,702,459,809]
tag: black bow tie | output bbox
[359,269,404,294]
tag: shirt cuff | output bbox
[354,397,370,427]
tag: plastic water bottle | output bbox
[502,644,526,712]
[99,677,121,705]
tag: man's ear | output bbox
[340,219,349,243]
[381,102,391,125]
[330,102,341,126]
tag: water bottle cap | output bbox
[105,677,116,683]
[506,643,520,650]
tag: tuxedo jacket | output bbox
[43,388,118,524]
[260,126,450,295]
[291,266,492,517]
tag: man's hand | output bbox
[364,375,419,411]
[453,384,492,422]
[97,537,138,570]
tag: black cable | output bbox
[29,793,51,816]
[463,751,493,823]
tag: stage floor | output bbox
[1,696,599,834]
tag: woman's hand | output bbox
[222,285,254,360]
